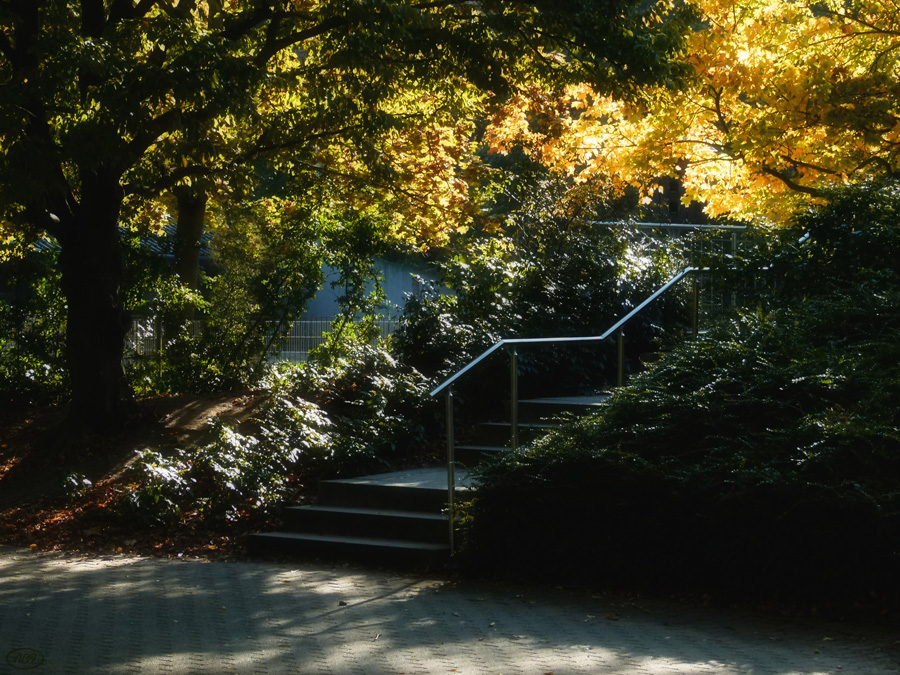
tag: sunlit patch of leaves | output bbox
[118,339,432,527]
[118,399,330,526]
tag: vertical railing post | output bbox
[692,274,700,337]
[730,230,739,310]
[509,345,519,451]
[156,315,164,380]
[446,387,455,553]
[617,328,625,387]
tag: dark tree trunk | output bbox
[57,171,131,432]
[172,186,208,323]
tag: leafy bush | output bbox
[119,399,331,526]
[277,337,436,474]
[118,339,434,526]
[0,249,69,405]
[458,182,900,607]
[393,175,688,401]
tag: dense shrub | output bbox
[393,175,688,402]
[273,338,435,474]
[118,340,434,526]
[459,182,900,607]
[118,400,330,525]
[0,249,69,406]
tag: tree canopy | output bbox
[486,0,900,222]
[0,0,694,430]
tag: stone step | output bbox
[247,531,449,569]
[317,468,470,512]
[516,395,610,420]
[248,396,605,568]
[472,421,556,445]
[282,505,448,544]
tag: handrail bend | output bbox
[429,266,700,398]
[433,266,702,554]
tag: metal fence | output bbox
[275,317,399,362]
[124,317,399,364]
[633,222,778,324]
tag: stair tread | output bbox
[519,395,610,406]
[454,444,511,451]
[480,421,555,428]
[252,531,449,551]
[323,467,475,490]
[286,505,448,520]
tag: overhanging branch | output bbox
[254,15,346,65]
[760,165,824,197]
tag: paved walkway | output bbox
[1,545,897,674]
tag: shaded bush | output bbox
[0,249,69,406]
[458,182,900,608]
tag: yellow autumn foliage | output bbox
[486,0,900,223]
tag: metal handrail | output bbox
[429,266,700,398]
[433,266,703,552]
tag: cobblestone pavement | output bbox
[1,546,898,674]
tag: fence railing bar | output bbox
[123,316,398,364]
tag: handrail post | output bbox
[617,327,625,387]
[446,387,455,553]
[692,274,700,337]
[509,345,519,451]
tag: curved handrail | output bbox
[429,266,700,398]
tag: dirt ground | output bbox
[0,392,267,560]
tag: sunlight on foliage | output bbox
[486,0,900,223]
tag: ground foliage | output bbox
[459,182,900,610]
[0,393,264,559]
[118,338,434,527]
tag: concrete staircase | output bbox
[248,396,606,567]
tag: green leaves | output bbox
[119,339,430,526]
[458,184,900,604]
[393,171,686,391]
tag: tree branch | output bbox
[80,0,107,37]
[108,0,161,24]
[817,6,900,39]
[851,154,898,178]
[781,155,841,176]
[126,106,182,161]
[759,164,824,197]
[124,163,216,197]
[221,4,275,41]
[254,15,347,65]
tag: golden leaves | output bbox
[484,0,900,224]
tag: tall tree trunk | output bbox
[172,186,208,324]
[163,186,207,358]
[57,172,130,432]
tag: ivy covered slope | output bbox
[460,183,900,607]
